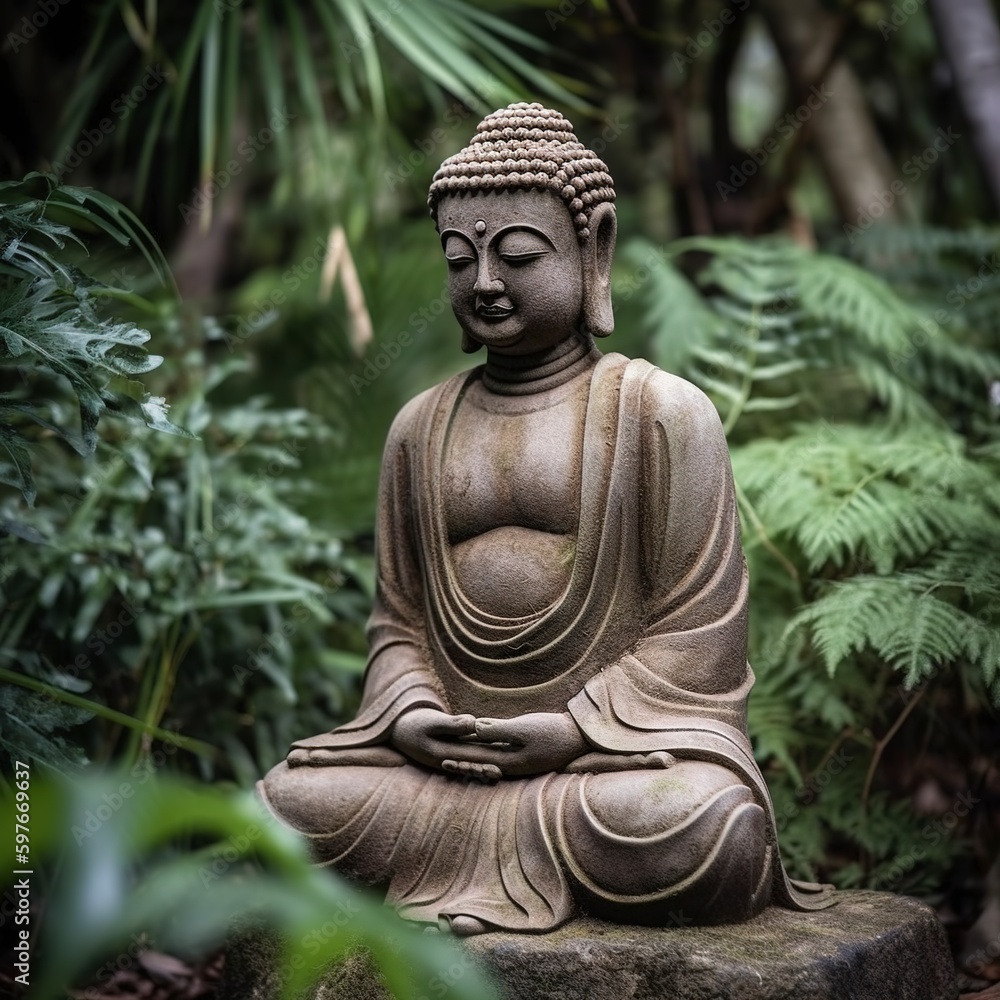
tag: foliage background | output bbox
[1,0,999,995]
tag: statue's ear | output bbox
[461,329,482,353]
[582,202,617,338]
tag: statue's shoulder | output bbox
[386,370,475,449]
[388,386,436,439]
[602,353,725,437]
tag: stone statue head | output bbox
[428,102,617,354]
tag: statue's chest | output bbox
[442,394,585,542]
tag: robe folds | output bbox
[261,351,835,931]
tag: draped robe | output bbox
[260,352,835,930]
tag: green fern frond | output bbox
[628,235,1000,431]
[795,252,916,355]
[734,424,992,574]
[619,238,726,376]
[841,224,1000,302]
[924,529,1000,602]
[786,576,996,689]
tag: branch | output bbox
[929,0,1000,212]
[758,0,904,225]
[861,686,925,813]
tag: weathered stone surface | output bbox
[221,890,958,1000]
[261,101,835,936]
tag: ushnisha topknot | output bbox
[427,102,616,241]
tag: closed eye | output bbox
[496,229,553,262]
[500,250,548,265]
[442,232,476,266]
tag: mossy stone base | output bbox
[221,890,957,1000]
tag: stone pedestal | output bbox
[221,890,958,1000]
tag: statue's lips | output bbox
[475,302,514,320]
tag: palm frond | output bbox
[56,0,589,221]
[0,177,187,506]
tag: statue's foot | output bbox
[286,745,408,768]
[438,914,491,937]
[564,750,676,774]
[441,759,502,784]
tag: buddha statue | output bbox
[260,103,834,935]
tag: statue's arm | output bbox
[633,368,749,691]
[288,395,449,760]
[352,392,452,733]
[567,368,751,753]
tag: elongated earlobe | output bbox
[582,203,617,338]
[461,329,482,353]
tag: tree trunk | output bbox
[929,0,1000,212]
[758,0,903,226]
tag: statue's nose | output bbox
[473,258,505,296]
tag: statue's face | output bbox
[436,189,584,355]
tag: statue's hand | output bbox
[563,750,676,774]
[472,712,590,777]
[390,707,480,772]
[393,710,590,782]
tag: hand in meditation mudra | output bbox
[261,103,834,935]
